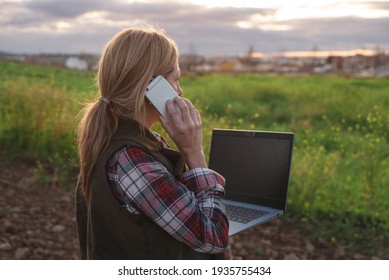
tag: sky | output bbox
[1,0,389,57]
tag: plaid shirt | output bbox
[107,145,229,254]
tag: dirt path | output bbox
[0,155,387,260]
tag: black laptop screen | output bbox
[208,129,293,211]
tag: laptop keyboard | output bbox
[225,204,269,224]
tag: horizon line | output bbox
[1,47,388,59]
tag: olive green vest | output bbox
[76,119,225,259]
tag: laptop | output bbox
[208,129,294,236]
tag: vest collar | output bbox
[113,119,163,152]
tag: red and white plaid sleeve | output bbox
[107,146,229,253]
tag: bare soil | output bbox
[1,154,387,260]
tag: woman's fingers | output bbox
[159,115,174,136]
[160,97,205,168]
[165,98,182,122]
[173,97,192,121]
[182,99,198,121]
[165,97,199,129]
[161,97,200,144]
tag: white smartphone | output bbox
[145,75,181,119]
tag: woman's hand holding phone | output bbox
[160,97,207,169]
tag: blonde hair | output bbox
[77,26,179,200]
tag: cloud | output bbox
[367,1,389,10]
[24,0,107,18]
[282,16,389,51]
[1,0,116,26]
[0,0,388,55]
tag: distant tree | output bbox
[179,42,204,74]
[311,44,320,66]
[247,45,255,56]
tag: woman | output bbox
[75,26,229,259]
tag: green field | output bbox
[1,60,389,254]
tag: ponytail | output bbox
[77,98,118,201]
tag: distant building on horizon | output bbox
[179,47,389,77]
[65,57,88,70]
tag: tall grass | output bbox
[1,61,389,252]
[0,61,95,181]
